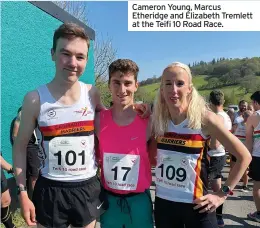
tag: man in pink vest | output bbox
[95,59,154,228]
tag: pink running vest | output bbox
[99,109,152,194]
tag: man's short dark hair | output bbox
[251,91,260,104]
[108,59,139,84]
[209,90,225,106]
[239,100,247,106]
[52,23,90,52]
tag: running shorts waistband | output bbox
[37,175,98,187]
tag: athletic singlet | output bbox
[155,119,210,203]
[234,122,246,143]
[234,112,244,125]
[252,110,260,157]
[35,82,97,181]
[99,109,151,194]
[208,111,232,157]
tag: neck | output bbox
[169,106,187,125]
[214,105,223,113]
[112,103,135,117]
[49,77,79,94]
[111,103,136,126]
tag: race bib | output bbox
[155,153,195,193]
[49,137,92,176]
[103,153,140,191]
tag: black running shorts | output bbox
[32,175,108,228]
[154,197,218,228]
[26,146,41,178]
[208,155,226,180]
[1,168,8,193]
[249,156,260,181]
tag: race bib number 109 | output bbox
[103,153,140,191]
[155,153,191,191]
[49,137,91,176]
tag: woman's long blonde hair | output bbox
[152,62,209,136]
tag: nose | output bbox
[68,56,77,68]
[119,83,126,94]
[171,83,178,94]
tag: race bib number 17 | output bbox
[103,153,140,191]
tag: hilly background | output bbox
[134,57,260,106]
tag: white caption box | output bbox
[128,1,260,31]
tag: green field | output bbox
[140,75,257,103]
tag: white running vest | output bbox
[234,122,246,144]
[36,82,97,181]
[208,111,232,157]
[252,110,260,157]
[155,119,210,204]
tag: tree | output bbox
[239,76,260,94]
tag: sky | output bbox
[86,1,260,81]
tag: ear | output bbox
[51,48,55,61]
[135,81,139,92]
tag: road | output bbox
[95,165,260,227]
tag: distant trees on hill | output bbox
[139,57,260,94]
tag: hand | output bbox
[133,103,151,119]
[19,193,37,226]
[193,192,226,213]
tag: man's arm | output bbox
[245,115,255,153]
[94,112,101,163]
[88,85,106,112]
[0,155,13,172]
[12,118,21,143]
[13,91,40,191]
[209,114,224,150]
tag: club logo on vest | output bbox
[74,107,93,116]
[47,109,56,118]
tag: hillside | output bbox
[136,75,260,104]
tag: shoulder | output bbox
[23,90,40,118]
[82,83,98,96]
[24,90,40,104]
[203,111,218,125]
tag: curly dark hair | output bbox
[108,59,139,83]
[209,90,225,106]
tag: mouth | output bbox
[64,68,78,73]
[118,95,127,99]
[170,97,179,102]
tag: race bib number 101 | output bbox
[49,137,91,176]
[103,153,140,191]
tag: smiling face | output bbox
[239,101,248,113]
[51,37,88,83]
[161,66,192,110]
[109,71,138,107]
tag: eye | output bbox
[177,81,185,87]
[77,56,85,60]
[125,82,132,86]
[165,82,172,86]
[62,52,70,56]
